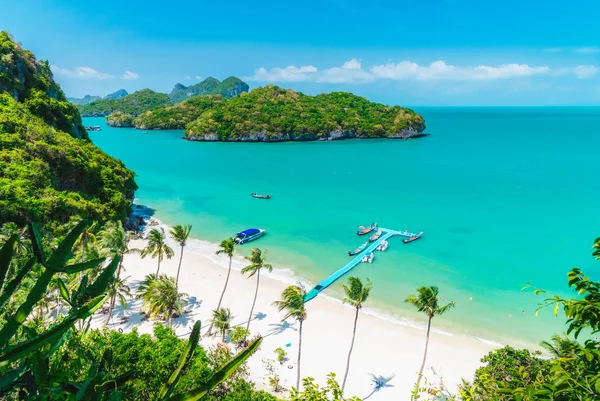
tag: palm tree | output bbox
[169,224,192,289]
[139,274,187,327]
[540,334,578,358]
[273,284,307,390]
[212,307,234,342]
[341,277,372,393]
[206,237,236,336]
[97,221,140,325]
[104,276,132,324]
[405,286,455,395]
[141,228,174,277]
[136,274,156,304]
[241,248,272,336]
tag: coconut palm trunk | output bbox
[105,256,123,326]
[342,306,360,392]
[246,269,261,334]
[155,256,161,278]
[175,245,184,288]
[207,254,233,336]
[415,316,432,391]
[296,319,303,390]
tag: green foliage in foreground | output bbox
[79,88,171,116]
[184,85,426,140]
[0,94,137,229]
[0,221,271,401]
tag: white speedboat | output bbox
[377,240,388,252]
[362,252,374,263]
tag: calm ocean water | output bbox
[85,107,600,347]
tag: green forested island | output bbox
[120,86,427,141]
[77,77,248,117]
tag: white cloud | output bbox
[122,70,139,80]
[247,59,598,84]
[371,61,550,81]
[555,65,598,79]
[575,47,600,54]
[51,65,114,80]
[195,76,203,80]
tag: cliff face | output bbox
[186,127,428,142]
[0,31,137,229]
[0,31,87,139]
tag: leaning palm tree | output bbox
[170,224,192,289]
[212,307,234,342]
[97,221,140,325]
[140,274,187,327]
[405,286,455,396]
[241,248,272,336]
[341,277,372,393]
[141,227,174,277]
[136,274,156,305]
[207,237,236,336]
[273,284,307,390]
[104,276,132,325]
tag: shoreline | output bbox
[90,218,502,399]
[143,216,529,350]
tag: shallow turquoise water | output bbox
[85,107,600,346]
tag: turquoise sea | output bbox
[84,107,600,347]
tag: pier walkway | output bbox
[303,228,417,303]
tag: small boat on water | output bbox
[142,131,148,134]
[85,125,101,131]
[251,193,271,200]
[376,240,389,251]
[362,252,374,263]
[234,228,266,244]
[403,231,423,244]
[357,223,377,236]
[348,242,368,256]
[368,229,383,242]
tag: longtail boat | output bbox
[369,229,383,242]
[403,231,423,244]
[357,223,377,236]
[348,242,368,256]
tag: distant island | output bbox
[68,89,128,105]
[77,77,248,117]
[105,85,427,141]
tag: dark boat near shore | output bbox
[251,193,271,199]
[348,242,368,256]
[357,223,377,236]
[403,231,423,244]
[85,125,101,131]
[234,228,266,244]
[369,229,383,242]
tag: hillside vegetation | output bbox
[169,76,248,103]
[78,89,171,116]
[185,85,426,141]
[0,31,136,230]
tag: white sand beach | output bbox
[91,233,497,400]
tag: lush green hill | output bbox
[78,89,170,116]
[134,95,225,130]
[0,31,137,229]
[104,88,128,99]
[169,76,249,103]
[184,85,426,141]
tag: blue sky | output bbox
[2,0,600,105]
